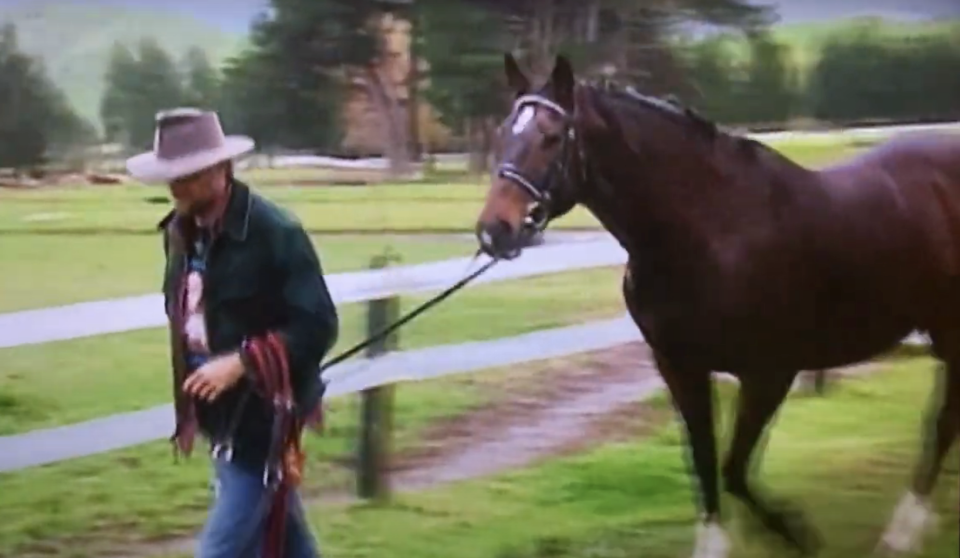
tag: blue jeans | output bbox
[196,456,320,558]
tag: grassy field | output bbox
[289,360,956,558]
[0,234,478,312]
[0,254,626,555]
[0,353,581,557]
[0,138,867,235]
[0,134,920,556]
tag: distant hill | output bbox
[688,17,960,75]
[771,17,960,68]
[0,1,245,131]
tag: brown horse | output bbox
[476,53,960,558]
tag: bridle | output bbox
[496,93,585,234]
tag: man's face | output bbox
[168,164,226,217]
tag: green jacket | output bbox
[159,179,339,468]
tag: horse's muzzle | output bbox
[476,219,522,260]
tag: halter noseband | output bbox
[496,94,580,233]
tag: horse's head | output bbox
[475,53,593,260]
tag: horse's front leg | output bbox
[654,352,730,558]
[721,369,823,555]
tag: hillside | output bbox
[771,17,960,69]
[684,17,960,76]
[0,1,245,131]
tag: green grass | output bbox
[6,358,953,558]
[295,360,957,558]
[0,356,552,557]
[0,134,912,557]
[0,234,474,312]
[0,338,631,557]
[0,138,873,235]
[0,180,603,234]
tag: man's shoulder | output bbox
[245,183,306,234]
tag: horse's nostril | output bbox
[476,219,516,257]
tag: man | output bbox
[126,108,339,558]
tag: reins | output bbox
[318,252,500,376]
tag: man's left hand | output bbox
[183,352,246,402]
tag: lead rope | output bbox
[318,251,500,377]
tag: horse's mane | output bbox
[584,80,769,157]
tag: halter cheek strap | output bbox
[498,163,546,202]
[497,94,577,206]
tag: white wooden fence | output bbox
[0,237,930,472]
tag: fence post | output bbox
[813,369,827,395]
[356,250,401,502]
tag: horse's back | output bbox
[814,131,960,325]
[686,131,960,369]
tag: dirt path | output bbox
[103,343,662,558]
[102,343,875,558]
[391,343,664,489]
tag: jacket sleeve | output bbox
[161,227,172,319]
[269,221,340,379]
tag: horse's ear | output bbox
[504,52,530,95]
[550,54,575,110]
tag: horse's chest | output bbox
[622,260,727,346]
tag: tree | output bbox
[219,46,306,156]
[739,31,797,124]
[0,23,91,170]
[417,0,509,172]
[181,47,221,109]
[99,43,139,145]
[458,0,773,88]
[808,23,960,124]
[247,0,418,172]
[100,38,185,150]
[680,33,740,121]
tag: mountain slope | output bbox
[0,1,245,130]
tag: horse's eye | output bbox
[542,134,561,148]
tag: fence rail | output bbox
[0,238,627,348]
[0,316,638,472]
[0,312,929,473]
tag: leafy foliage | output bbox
[0,2,243,129]
[808,24,960,122]
[0,23,92,169]
[100,39,187,150]
[417,0,509,132]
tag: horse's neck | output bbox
[577,169,641,252]
[580,130,717,249]
[580,124,804,259]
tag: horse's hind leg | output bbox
[722,369,823,555]
[877,334,960,555]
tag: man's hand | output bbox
[183,352,246,402]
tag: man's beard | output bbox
[177,197,215,219]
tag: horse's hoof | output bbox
[875,492,938,556]
[691,521,731,558]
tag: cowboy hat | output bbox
[125,108,255,183]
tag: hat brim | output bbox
[125,136,255,183]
